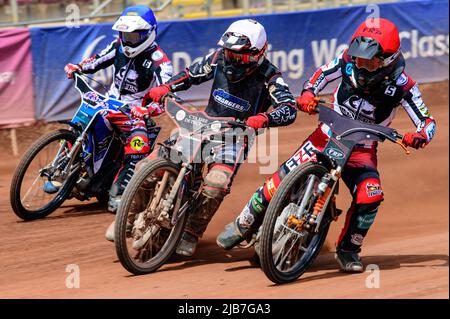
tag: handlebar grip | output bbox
[228,120,247,129]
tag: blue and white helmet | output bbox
[112,5,157,58]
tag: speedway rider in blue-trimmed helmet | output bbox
[64,5,173,242]
[112,6,158,58]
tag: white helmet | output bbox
[218,19,267,51]
[218,19,268,82]
[112,5,157,58]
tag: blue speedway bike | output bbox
[10,73,160,220]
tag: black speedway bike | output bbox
[114,94,256,275]
[258,102,410,284]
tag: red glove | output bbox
[402,118,435,149]
[402,132,427,149]
[142,84,171,106]
[147,102,165,117]
[296,91,318,115]
[246,113,269,129]
[64,63,82,79]
[130,105,149,119]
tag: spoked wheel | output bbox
[260,162,333,284]
[115,158,188,275]
[10,129,79,220]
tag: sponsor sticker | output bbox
[151,50,164,62]
[239,206,254,228]
[425,121,436,141]
[175,110,186,121]
[351,233,364,246]
[345,63,353,75]
[115,24,129,31]
[325,147,345,159]
[130,136,145,151]
[396,73,408,86]
[212,89,251,112]
[251,193,265,214]
[366,183,383,197]
[357,212,377,230]
[285,141,317,171]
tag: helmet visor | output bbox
[224,49,255,65]
[120,30,148,47]
[354,56,384,72]
[223,48,266,66]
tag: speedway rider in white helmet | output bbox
[142,19,297,256]
[64,6,173,224]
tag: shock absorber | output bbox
[308,167,342,226]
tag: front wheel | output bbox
[115,158,188,275]
[10,129,79,220]
[259,162,333,284]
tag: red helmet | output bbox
[347,18,404,90]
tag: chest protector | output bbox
[205,59,273,120]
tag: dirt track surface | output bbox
[0,82,448,299]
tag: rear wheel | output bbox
[260,162,333,284]
[115,158,188,275]
[10,129,79,220]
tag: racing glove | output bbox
[402,132,427,149]
[246,113,269,129]
[296,91,319,115]
[147,102,165,117]
[130,105,149,119]
[142,84,171,106]
[64,63,82,79]
[403,118,436,149]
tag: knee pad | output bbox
[202,164,234,200]
[355,177,384,205]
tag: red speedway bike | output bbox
[257,102,410,284]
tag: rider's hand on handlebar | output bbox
[130,105,149,119]
[64,63,82,79]
[402,131,428,149]
[142,84,171,105]
[246,113,269,129]
[296,91,319,115]
[146,102,165,117]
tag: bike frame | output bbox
[300,104,408,233]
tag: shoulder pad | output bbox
[259,59,280,79]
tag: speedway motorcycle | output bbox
[114,94,255,275]
[10,73,160,220]
[257,102,410,284]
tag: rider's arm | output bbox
[79,40,118,74]
[302,50,347,95]
[264,73,297,127]
[400,77,436,145]
[164,50,219,92]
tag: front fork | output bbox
[305,166,342,233]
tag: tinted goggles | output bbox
[120,30,148,46]
[354,56,384,72]
[224,48,262,65]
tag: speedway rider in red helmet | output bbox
[217,18,436,272]
[140,19,297,256]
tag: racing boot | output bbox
[216,218,249,250]
[335,249,364,273]
[176,196,222,256]
[217,193,265,250]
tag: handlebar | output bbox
[317,98,410,155]
[227,120,248,130]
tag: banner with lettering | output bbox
[29,0,449,122]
